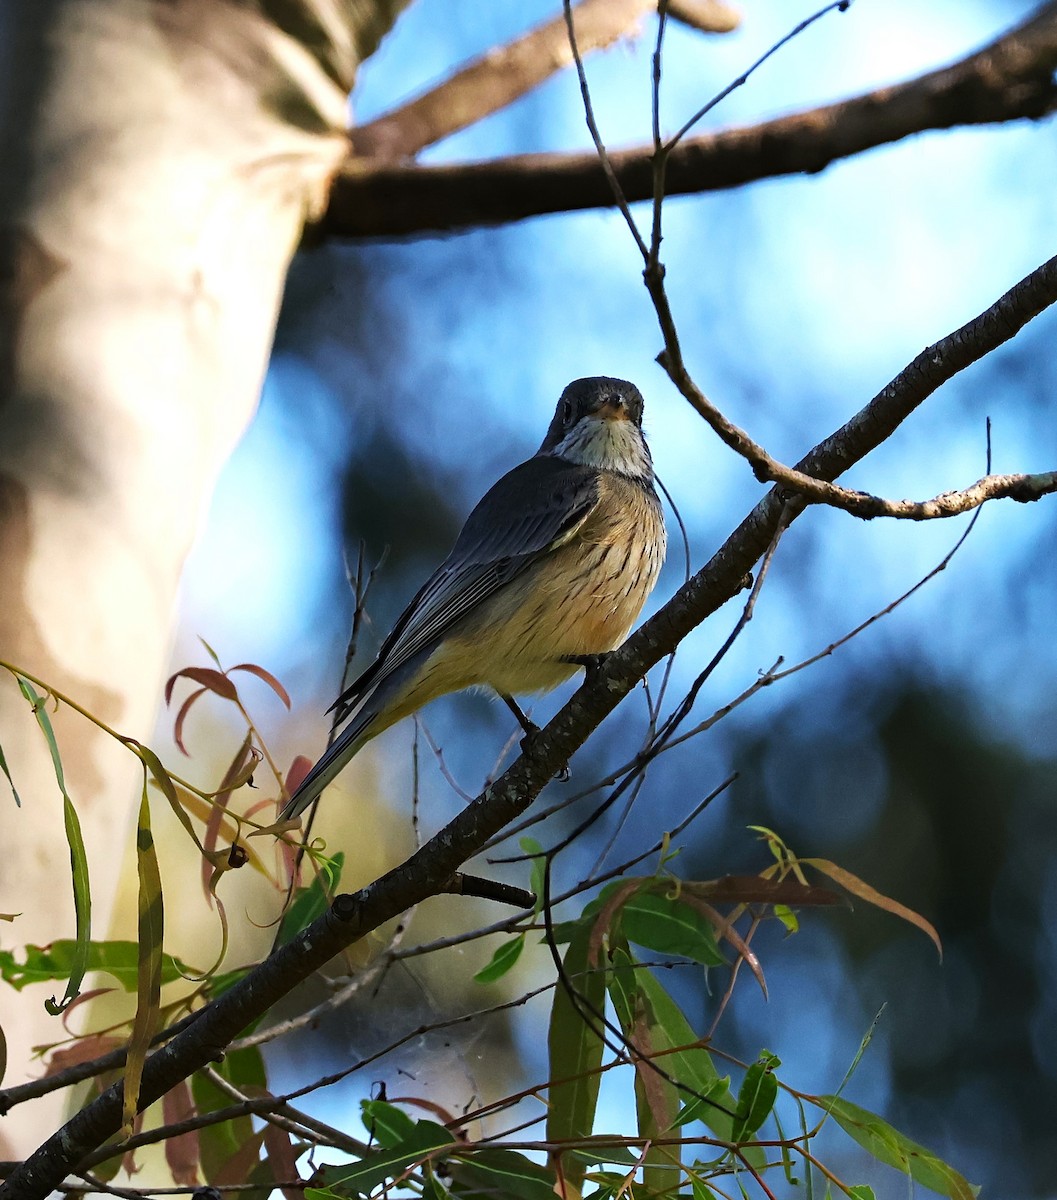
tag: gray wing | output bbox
[331,455,601,719]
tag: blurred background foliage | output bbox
[158,0,1057,1193]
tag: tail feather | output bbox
[279,705,379,822]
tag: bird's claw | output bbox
[562,651,610,683]
[518,726,571,783]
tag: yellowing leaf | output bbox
[802,858,942,958]
[123,782,164,1135]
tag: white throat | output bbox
[550,416,653,479]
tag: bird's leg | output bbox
[562,651,611,684]
[499,693,570,783]
[501,693,538,738]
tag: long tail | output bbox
[278,703,380,822]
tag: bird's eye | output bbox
[562,400,573,424]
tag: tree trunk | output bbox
[0,0,403,1153]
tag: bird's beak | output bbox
[594,396,631,421]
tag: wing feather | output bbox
[331,456,601,719]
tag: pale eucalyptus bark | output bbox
[0,0,405,1154]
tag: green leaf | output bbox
[848,1187,876,1199]
[449,1149,556,1200]
[276,851,345,946]
[566,1145,645,1169]
[360,1099,417,1148]
[620,890,725,967]
[547,918,585,945]
[582,1170,622,1200]
[321,1120,454,1194]
[45,793,92,1016]
[690,1176,718,1199]
[818,1097,979,1200]
[16,678,93,1016]
[0,738,20,807]
[773,903,799,933]
[422,1174,451,1200]
[772,1108,799,1184]
[192,1046,267,1181]
[474,932,525,983]
[0,940,196,992]
[604,944,640,1032]
[123,785,164,1134]
[547,924,606,1195]
[519,837,546,916]
[731,1052,780,1142]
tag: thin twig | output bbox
[666,1,852,151]
[563,0,649,261]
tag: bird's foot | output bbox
[519,731,571,783]
[501,693,570,782]
[562,651,611,684]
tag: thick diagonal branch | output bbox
[351,0,665,160]
[323,2,1057,238]
[5,250,1057,1200]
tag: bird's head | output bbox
[539,377,653,479]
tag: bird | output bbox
[279,376,667,822]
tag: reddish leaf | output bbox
[628,1007,679,1134]
[59,987,117,1036]
[243,797,278,820]
[121,1107,145,1177]
[231,663,292,709]
[386,1095,462,1128]
[201,735,254,904]
[262,1122,301,1200]
[162,1080,200,1187]
[165,666,238,704]
[587,879,640,967]
[681,896,768,999]
[214,1127,266,1186]
[43,1034,123,1077]
[684,876,844,907]
[284,755,313,798]
[172,685,207,756]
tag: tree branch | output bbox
[441,873,536,909]
[5,249,1057,1200]
[645,254,1057,517]
[666,1,740,36]
[352,0,660,161]
[321,2,1057,238]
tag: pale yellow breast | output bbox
[444,472,666,695]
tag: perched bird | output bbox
[280,376,666,822]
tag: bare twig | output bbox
[562,0,649,260]
[666,0,851,151]
[635,3,1057,521]
[441,873,536,909]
